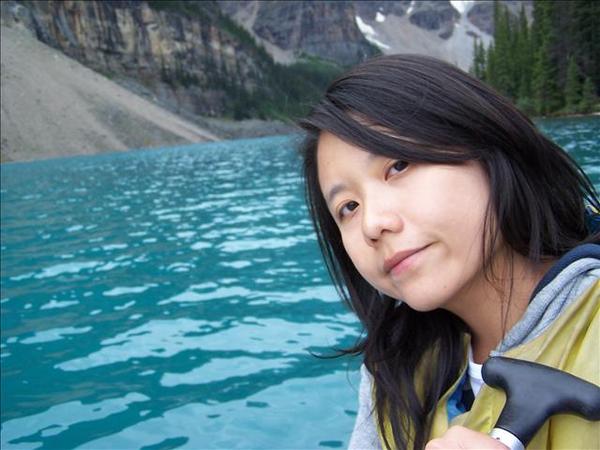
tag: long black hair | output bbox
[298,54,599,450]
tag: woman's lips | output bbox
[384,245,429,275]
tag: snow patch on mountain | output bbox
[450,1,475,15]
[355,1,492,71]
[355,16,391,51]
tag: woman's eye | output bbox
[387,160,409,177]
[338,201,358,219]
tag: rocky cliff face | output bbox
[467,1,533,36]
[353,1,410,21]
[406,1,459,39]
[250,1,378,66]
[5,0,270,117]
[220,0,460,61]
[3,0,533,123]
[220,1,532,71]
[218,0,379,66]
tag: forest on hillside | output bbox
[471,0,599,116]
[147,1,348,121]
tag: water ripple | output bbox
[2,127,595,448]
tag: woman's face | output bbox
[316,132,492,313]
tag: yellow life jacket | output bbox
[377,280,599,449]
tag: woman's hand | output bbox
[425,426,509,449]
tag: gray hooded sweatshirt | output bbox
[348,244,600,450]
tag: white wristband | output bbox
[489,428,525,450]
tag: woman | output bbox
[298,55,599,449]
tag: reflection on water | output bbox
[1,135,361,449]
[2,117,599,449]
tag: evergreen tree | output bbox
[571,0,600,96]
[579,77,597,113]
[477,40,486,80]
[485,43,497,87]
[564,56,581,113]
[531,0,546,52]
[515,5,532,100]
[465,0,600,116]
[532,42,552,115]
[469,39,478,76]
[470,39,486,79]
[531,1,561,114]
[491,1,514,97]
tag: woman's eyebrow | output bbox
[326,183,346,205]
[325,153,379,204]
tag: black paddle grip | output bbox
[482,356,600,446]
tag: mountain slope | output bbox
[0,24,218,163]
[220,1,532,71]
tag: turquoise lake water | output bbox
[1,116,599,449]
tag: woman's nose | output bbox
[361,197,403,244]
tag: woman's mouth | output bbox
[384,245,429,276]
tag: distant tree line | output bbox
[225,55,344,121]
[471,0,599,116]
[148,0,345,121]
